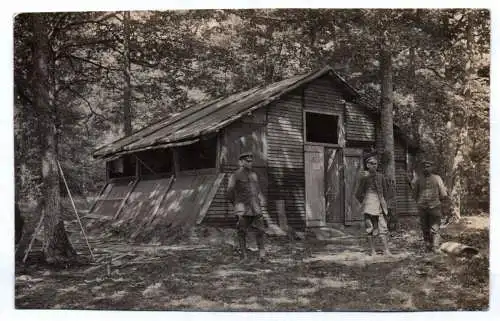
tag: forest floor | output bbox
[15,213,489,311]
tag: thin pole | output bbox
[57,160,95,261]
[22,212,44,263]
[135,155,156,175]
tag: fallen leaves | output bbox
[15,215,489,311]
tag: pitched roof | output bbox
[93,66,416,159]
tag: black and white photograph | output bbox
[5,4,493,316]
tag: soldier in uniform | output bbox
[355,152,394,256]
[226,152,266,262]
[413,160,449,253]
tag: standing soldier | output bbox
[226,152,266,262]
[413,160,449,253]
[355,152,394,256]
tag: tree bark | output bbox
[380,47,397,228]
[380,49,396,183]
[123,11,133,136]
[446,11,475,220]
[31,14,76,264]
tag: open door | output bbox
[304,145,325,227]
[344,148,363,224]
[325,148,343,223]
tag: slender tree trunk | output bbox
[123,11,133,136]
[31,14,76,264]
[380,49,396,183]
[380,47,397,227]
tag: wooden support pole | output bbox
[106,161,110,183]
[135,154,141,178]
[113,178,138,220]
[22,212,44,263]
[172,148,180,176]
[131,175,175,239]
[57,160,96,261]
[87,182,108,214]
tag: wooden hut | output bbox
[91,66,418,240]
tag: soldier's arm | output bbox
[436,175,448,200]
[436,175,454,218]
[226,174,236,204]
[253,173,266,206]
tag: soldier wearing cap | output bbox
[413,159,449,253]
[226,151,266,262]
[355,152,394,256]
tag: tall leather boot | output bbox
[256,232,266,261]
[238,231,248,261]
[431,233,441,254]
[380,234,392,256]
[368,236,376,256]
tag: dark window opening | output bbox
[136,149,173,176]
[108,155,136,179]
[346,140,375,148]
[305,112,339,144]
[178,136,217,171]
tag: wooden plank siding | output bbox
[203,75,417,228]
[91,177,136,217]
[345,102,376,142]
[142,173,219,241]
[396,163,419,215]
[116,177,174,223]
[267,91,306,230]
[376,126,407,162]
[205,110,270,227]
[203,173,235,227]
[304,76,347,113]
[375,126,418,215]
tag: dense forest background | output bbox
[14,8,489,215]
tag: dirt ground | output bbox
[15,214,489,311]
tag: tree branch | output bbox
[65,54,121,72]
[62,85,107,122]
[421,67,446,80]
[129,57,160,68]
[57,38,118,55]
[57,12,120,34]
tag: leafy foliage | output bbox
[14,9,489,215]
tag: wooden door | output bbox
[344,148,364,224]
[325,148,343,223]
[304,145,325,227]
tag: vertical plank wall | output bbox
[203,108,268,227]
[267,90,306,229]
[376,130,418,215]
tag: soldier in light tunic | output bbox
[355,153,394,256]
[413,160,449,253]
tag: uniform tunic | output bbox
[226,167,262,216]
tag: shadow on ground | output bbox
[15,215,489,311]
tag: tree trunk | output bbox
[380,48,397,227]
[123,11,133,136]
[446,11,475,220]
[31,14,76,264]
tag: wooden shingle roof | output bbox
[93,66,416,159]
